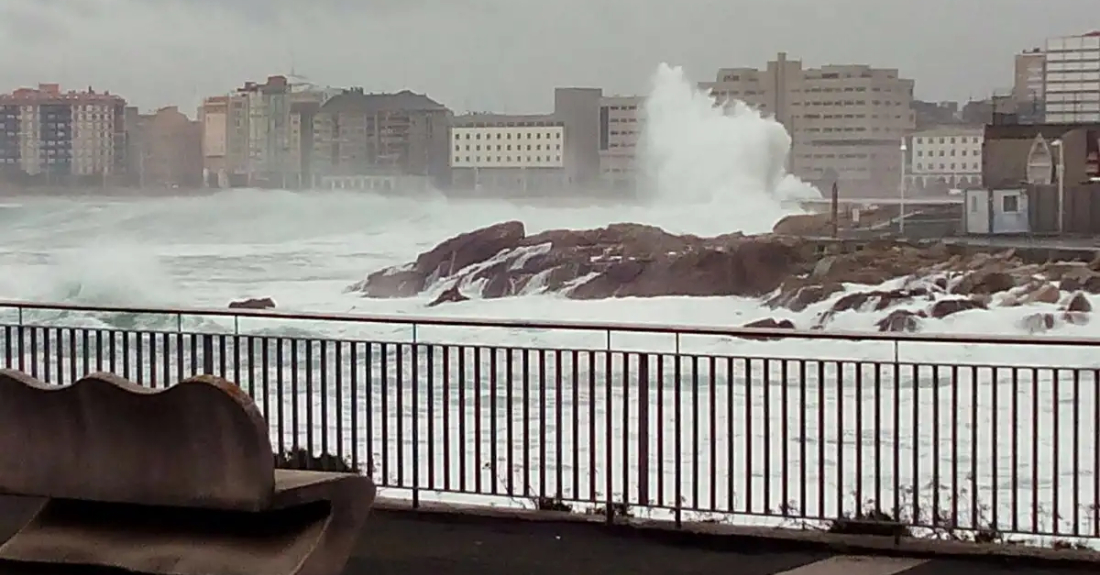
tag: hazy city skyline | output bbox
[1,0,1093,113]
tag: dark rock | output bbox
[817,288,928,326]
[876,309,923,333]
[739,318,796,341]
[427,286,469,307]
[930,298,987,319]
[1065,292,1092,313]
[952,270,1016,295]
[228,297,276,310]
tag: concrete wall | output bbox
[553,88,602,186]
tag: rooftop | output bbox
[321,89,447,114]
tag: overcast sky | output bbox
[0,0,1093,115]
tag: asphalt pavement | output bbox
[0,496,1097,575]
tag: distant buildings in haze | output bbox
[1,30,1097,199]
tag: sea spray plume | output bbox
[637,63,820,234]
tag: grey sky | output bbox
[0,0,1093,115]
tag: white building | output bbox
[450,125,564,168]
[1044,32,1100,123]
[907,125,983,191]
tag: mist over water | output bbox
[639,63,820,232]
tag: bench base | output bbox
[0,474,374,575]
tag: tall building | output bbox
[310,88,452,189]
[0,84,126,184]
[1014,48,1046,115]
[700,52,915,197]
[1044,32,1100,123]
[598,95,643,188]
[200,76,341,188]
[131,106,202,188]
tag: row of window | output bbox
[913,162,980,172]
[453,131,562,141]
[454,144,561,152]
[915,149,980,157]
[912,136,981,144]
[453,155,561,163]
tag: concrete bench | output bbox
[0,369,376,575]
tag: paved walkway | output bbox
[353,508,1098,575]
[0,497,1096,575]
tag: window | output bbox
[1002,194,1019,213]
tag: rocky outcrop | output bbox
[348,220,1100,335]
[228,297,276,310]
[876,309,924,333]
[739,318,796,340]
[427,286,469,307]
[350,222,816,302]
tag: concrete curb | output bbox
[372,497,1100,566]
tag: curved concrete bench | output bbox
[0,369,376,575]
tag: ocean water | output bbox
[0,64,1096,540]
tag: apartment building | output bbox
[200,77,341,188]
[0,84,126,184]
[906,125,983,192]
[598,95,642,188]
[700,52,915,197]
[310,88,452,189]
[1044,32,1100,123]
[131,106,202,188]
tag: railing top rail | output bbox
[0,299,1098,348]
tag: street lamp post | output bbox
[1051,139,1065,234]
[899,139,908,235]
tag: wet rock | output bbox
[228,297,276,310]
[427,285,469,307]
[876,309,923,333]
[739,318,796,341]
[930,298,987,319]
[1020,312,1057,334]
[1020,282,1060,305]
[1063,311,1091,326]
[817,288,928,326]
[1065,292,1092,313]
[952,269,1017,296]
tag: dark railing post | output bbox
[637,353,650,507]
[202,334,214,375]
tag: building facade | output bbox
[0,84,126,185]
[449,115,566,192]
[132,106,202,188]
[309,88,452,190]
[906,125,983,192]
[700,52,915,197]
[598,95,642,188]
[1014,48,1046,120]
[1044,32,1100,124]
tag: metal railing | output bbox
[1,299,1098,541]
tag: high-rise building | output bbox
[200,76,340,188]
[1014,49,1046,110]
[0,84,127,184]
[597,95,643,189]
[700,52,915,197]
[1044,32,1100,123]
